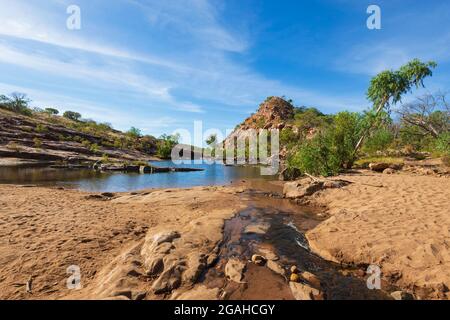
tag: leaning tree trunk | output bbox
[352,96,389,160]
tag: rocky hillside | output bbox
[236,96,295,131]
[0,109,159,166]
[225,96,295,143]
[224,96,297,158]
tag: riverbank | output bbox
[304,172,450,299]
[0,170,449,300]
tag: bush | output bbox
[127,127,142,139]
[44,108,59,115]
[33,138,43,148]
[0,93,33,116]
[63,111,82,121]
[363,128,394,154]
[35,124,48,133]
[280,127,299,147]
[89,143,99,153]
[332,112,363,168]
[287,111,363,176]
[288,132,340,177]
[156,134,180,159]
[434,132,450,156]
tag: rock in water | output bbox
[225,259,246,283]
[290,273,300,282]
[300,271,321,288]
[251,254,266,266]
[267,260,286,276]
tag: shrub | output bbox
[127,127,142,139]
[0,93,33,116]
[63,111,82,121]
[89,143,99,153]
[35,124,48,133]
[363,128,394,154]
[44,108,59,115]
[332,111,363,168]
[156,134,180,159]
[287,111,363,176]
[33,138,43,148]
[288,132,340,177]
[434,132,450,156]
[280,127,299,146]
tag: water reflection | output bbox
[0,161,275,192]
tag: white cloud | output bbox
[0,0,370,124]
[0,81,179,134]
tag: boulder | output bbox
[266,260,286,276]
[300,271,321,289]
[289,282,324,300]
[257,247,279,261]
[383,168,396,175]
[251,254,266,266]
[390,291,414,300]
[225,259,246,283]
[369,163,390,172]
[151,264,183,294]
[283,181,324,199]
[279,167,302,181]
[290,273,300,282]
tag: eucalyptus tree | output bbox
[354,59,437,157]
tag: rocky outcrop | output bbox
[283,179,351,200]
[225,259,247,283]
[289,282,324,300]
[237,97,294,131]
[0,110,157,165]
[223,97,295,163]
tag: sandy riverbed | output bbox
[305,172,450,299]
[0,170,449,300]
[0,184,245,299]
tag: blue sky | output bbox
[0,0,449,142]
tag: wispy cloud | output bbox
[0,0,389,135]
[0,81,179,134]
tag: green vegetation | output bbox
[0,93,32,116]
[33,138,43,148]
[354,156,404,168]
[35,124,48,133]
[0,93,164,158]
[44,108,59,115]
[156,134,180,159]
[284,59,448,177]
[63,111,82,121]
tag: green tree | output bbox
[0,93,32,116]
[127,127,142,139]
[63,111,82,121]
[206,134,217,146]
[157,134,180,159]
[44,108,59,115]
[354,59,437,156]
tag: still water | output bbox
[0,161,275,192]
